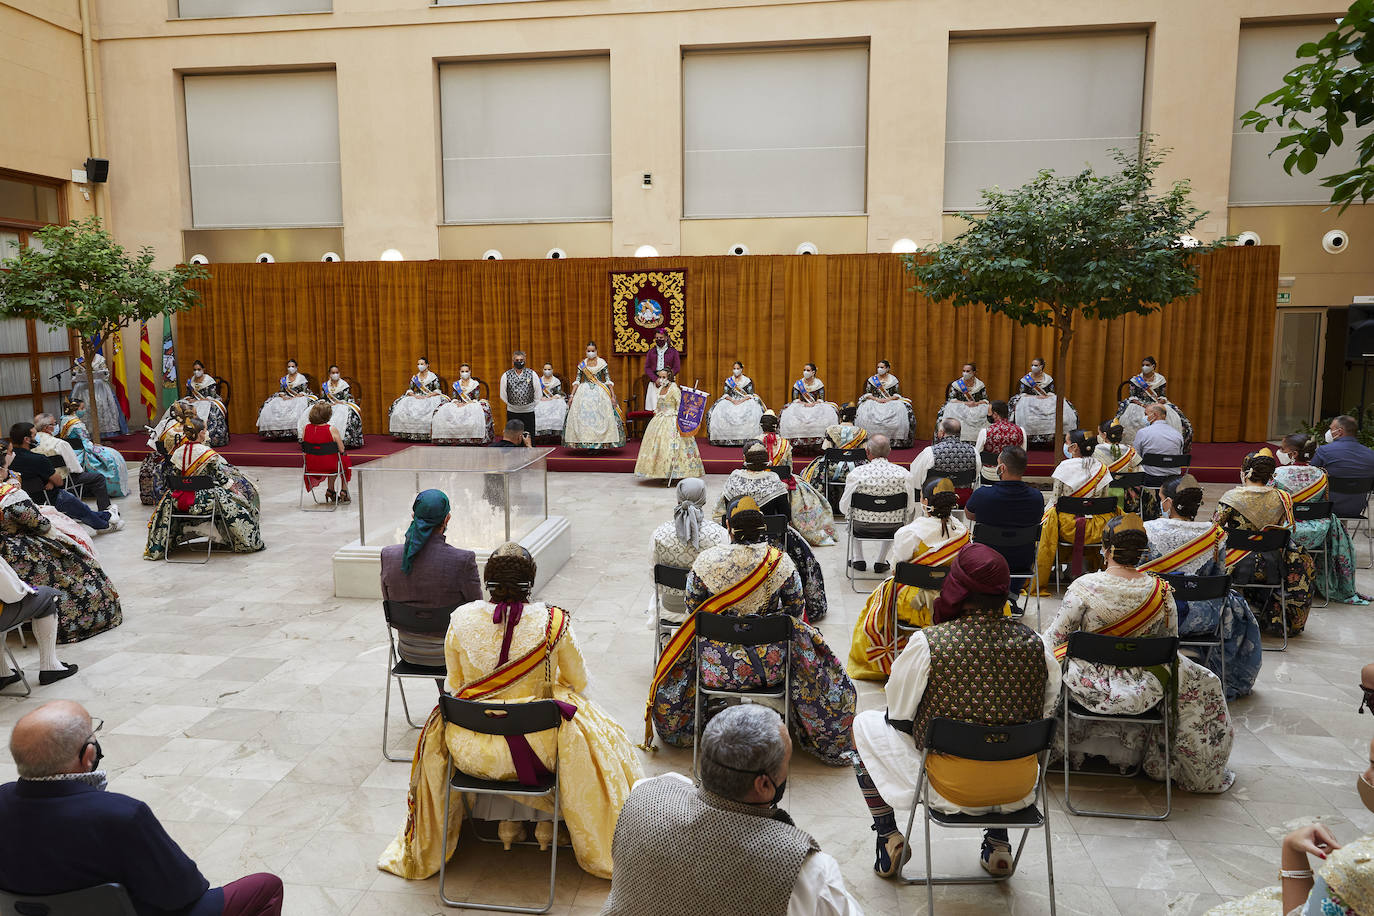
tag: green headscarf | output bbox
[401,489,450,573]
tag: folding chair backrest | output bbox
[1112,471,1145,489]
[46,455,65,473]
[1140,453,1191,470]
[825,447,868,466]
[653,564,690,590]
[767,464,793,482]
[946,469,976,488]
[1065,632,1178,668]
[923,717,1057,762]
[850,491,909,515]
[0,882,139,916]
[1292,500,1333,522]
[763,515,789,540]
[978,451,999,468]
[971,524,1041,549]
[1327,475,1374,495]
[439,695,563,736]
[301,440,340,456]
[384,600,459,635]
[695,610,792,646]
[164,474,216,492]
[1160,573,1231,602]
[1055,496,1118,517]
[64,436,84,454]
[893,562,949,591]
[1224,526,1290,554]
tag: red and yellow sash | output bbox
[1054,576,1170,660]
[640,546,784,747]
[1106,447,1137,474]
[57,417,82,439]
[456,606,569,700]
[1287,474,1326,505]
[763,434,791,467]
[0,479,24,505]
[860,530,972,670]
[1069,463,1109,498]
[1138,524,1224,574]
[580,363,624,422]
[177,443,218,478]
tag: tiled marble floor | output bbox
[6,467,1372,915]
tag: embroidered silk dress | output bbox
[534,376,568,439]
[1035,456,1120,592]
[379,600,643,881]
[649,517,730,626]
[778,378,839,449]
[1099,442,1161,518]
[634,383,705,480]
[800,424,868,512]
[183,374,230,447]
[1113,370,1195,450]
[139,407,189,505]
[855,373,916,448]
[69,354,128,436]
[57,414,128,498]
[143,441,264,559]
[255,372,315,440]
[388,371,446,441]
[757,433,836,547]
[432,379,495,446]
[1216,484,1316,635]
[300,378,363,449]
[1008,370,1078,446]
[1272,463,1370,605]
[706,375,766,446]
[937,376,988,442]
[563,360,626,450]
[1047,571,1236,794]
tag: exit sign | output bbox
[1277,291,1291,304]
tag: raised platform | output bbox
[112,433,1270,483]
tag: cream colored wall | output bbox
[438,223,610,261]
[680,217,867,256]
[1228,206,1374,308]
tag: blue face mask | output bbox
[1063,444,1074,459]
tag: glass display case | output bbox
[356,446,551,551]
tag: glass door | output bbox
[1271,308,1325,438]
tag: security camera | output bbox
[546,248,566,260]
[1235,231,1261,247]
[188,254,209,266]
[795,242,819,255]
[727,243,749,256]
[321,252,341,262]
[482,249,503,261]
[255,252,274,264]
[1323,229,1349,254]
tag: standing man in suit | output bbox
[642,328,681,411]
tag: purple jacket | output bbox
[643,345,681,382]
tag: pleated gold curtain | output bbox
[178,246,1277,443]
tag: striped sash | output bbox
[58,417,82,439]
[640,547,784,747]
[1054,576,1170,660]
[176,444,218,478]
[1106,447,1138,474]
[1138,525,1224,574]
[1069,463,1109,498]
[860,530,972,671]
[1288,474,1326,505]
[581,363,624,421]
[455,606,569,701]
[1223,490,1294,569]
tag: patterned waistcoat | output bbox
[982,419,1022,456]
[601,776,818,916]
[504,368,536,408]
[906,611,1047,749]
[848,459,910,526]
[931,436,978,477]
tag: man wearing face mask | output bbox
[601,703,860,916]
[0,701,285,915]
[964,445,1044,591]
[499,350,538,435]
[642,329,681,410]
[1131,403,1185,483]
[1313,415,1374,518]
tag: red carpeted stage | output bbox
[110,434,1267,483]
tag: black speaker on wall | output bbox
[83,158,109,183]
[1346,305,1374,360]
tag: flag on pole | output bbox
[159,313,178,410]
[139,322,158,422]
[676,385,709,435]
[108,331,131,420]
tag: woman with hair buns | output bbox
[182,360,230,447]
[58,397,129,498]
[801,402,868,514]
[1046,514,1236,793]
[757,411,836,547]
[138,400,196,505]
[848,478,970,682]
[1274,432,1371,606]
[379,543,643,881]
[855,359,916,448]
[1098,418,1159,519]
[1217,449,1317,637]
[143,417,264,560]
[1034,429,1121,593]
[1143,475,1263,699]
[633,369,704,481]
[705,360,765,446]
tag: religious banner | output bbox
[611,269,686,355]
[676,385,708,435]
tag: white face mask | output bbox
[417,365,427,374]
[803,370,814,379]
[330,372,340,380]
[543,370,553,378]
[877,366,887,376]
[1063,443,1075,459]
[287,366,297,375]
[1142,365,1153,376]
[1277,450,1294,466]
[733,367,742,377]
[193,369,203,377]
[1032,365,1043,374]
[586,351,595,359]
[460,370,471,380]
[1327,430,1337,443]
[963,369,975,379]
[658,377,668,387]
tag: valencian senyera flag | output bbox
[139,322,158,422]
[677,386,708,435]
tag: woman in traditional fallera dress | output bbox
[854,360,916,449]
[705,362,766,447]
[1113,355,1195,450]
[431,365,495,446]
[1034,429,1121,593]
[304,365,363,449]
[800,403,868,514]
[1143,475,1263,700]
[1047,514,1236,794]
[1216,450,1316,637]
[562,341,626,450]
[757,412,836,547]
[58,398,129,498]
[1274,433,1370,606]
[379,539,643,880]
[778,363,839,450]
[1098,418,1160,518]
[140,401,194,505]
[634,370,705,481]
[388,357,447,442]
[144,418,264,560]
[255,359,316,440]
[1009,357,1077,447]
[533,363,568,440]
[70,352,128,436]
[937,362,989,443]
[648,479,730,650]
[183,360,230,447]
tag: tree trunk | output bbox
[80,336,102,447]
[1053,313,1075,454]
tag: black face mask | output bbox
[706,753,786,806]
[767,775,787,805]
[514,360,525,369]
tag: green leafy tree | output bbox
[0,216,208,444]
[905,143,1223,449]
[1240,0,1374,212]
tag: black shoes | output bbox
[848,560,867,572]
[874,562,891,574]
[39,663,78,685]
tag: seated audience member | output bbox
[602,704,861,916]
[964,445,1045,587]
[380,543,643,880]
[1034,429,1118,593]
[758,411,837,547]
[973,401,1026,483]
[492,418,532,448]
[32,412,116,508]
[7,423,118,533]
[301,400,351,503]
[848,478,968,682]
[1132,403,1185,480]
[0,444,121,643]
[144,418,264,560]
[0,700,283,915]
[801,402,868,515]
[839,435,914,574]
[379,489,482,667]
[1312,414,1374,517]
[0,557,76,688]
[1045,514,1235,793]
[1275,433,1370,605]
[647,497,857,765]
[713,441,791,520]
[649,479,728,646]
[1097,418,1158,517]
[852,545,1059,879]
[53,402,130,498]
[908,418,977,490]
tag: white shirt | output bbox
[655,345,669,372]
[0,556,34,605]
[838,457,915,519]
[33,432,83,475]
[498,368,537,409]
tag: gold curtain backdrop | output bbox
[176,247,1277,443]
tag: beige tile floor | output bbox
[5,468,1373,915]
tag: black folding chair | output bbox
[946,468,977,513]
[977,450,999,484]
[0,882,139,916]
[1051,496,1119,592]
[763,514,789,541]
[651,563,690,666]
[1292,501,1333,608]
[299,439,345,511]
[1140,453,1192,494]
[971,523,1043,625]
[767,463,794,484]
[45,454,84,502]
[902,718,1058,915]
[1162,573,1232,688]
[891,562,949,643]
[692,611,792,789]
[1327,475,1374,569]
[438,696,564,913]
[1061,632,1179,820]
[845,491,910,591]
[161,472,218,564]
[382,600,457,761]
[1225,527,1292,651]
[823,447,868,512]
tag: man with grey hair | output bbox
[499,349,538,435]
[601,703,860,916]
[1313,414,1374,516]
[909,416,977,490]
[1132,402,1185,481]
[839,434,914,574]
[31,412,112,512]
[0,700,284,914]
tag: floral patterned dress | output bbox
[57,415,129,498]
[1272,464,1370,605]
[1216,485,1316,635]
[758,433,836,547]
[563,360,626,450]
[634,383,705,480]
[1047,570,1236,793]
[184,375,230,447]
[800,424,868,513]
[144,441,264,559]
[0,481,122,644]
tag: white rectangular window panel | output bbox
[944,33,1146,212]
[683,46,868,218]
[178,0,329,17]
[1231,24,1371,206]
[184,71,342,229]
[440,57,611,223]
